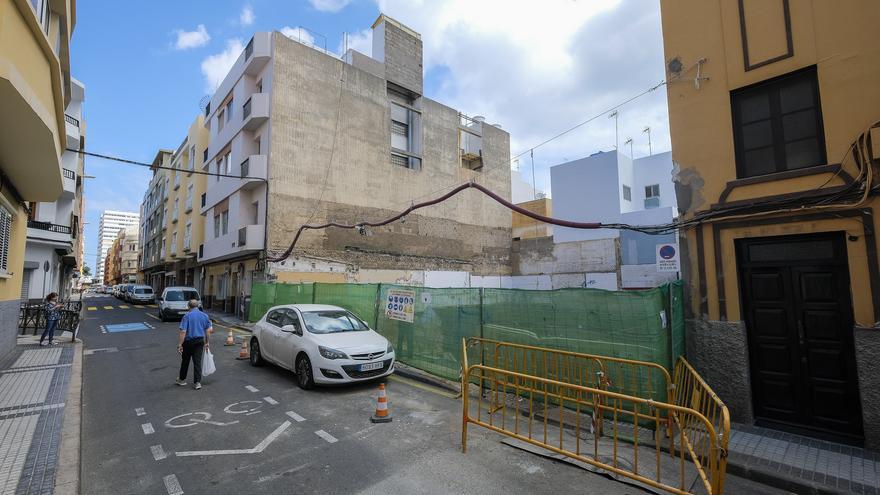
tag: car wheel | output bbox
[296,354,315,390]
[159,309,167,322]
[250,338,263,367]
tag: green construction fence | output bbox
[248,281,685,383]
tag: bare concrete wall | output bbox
[512,237,617,275]
[267,34,511,274]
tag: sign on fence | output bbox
[385,288,415,323]
[656,243,680,273]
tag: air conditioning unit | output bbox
[644,197,660,209]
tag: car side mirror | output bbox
[281,324,300,335]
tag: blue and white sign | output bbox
[656,243,680,273]
[385,288,415,323]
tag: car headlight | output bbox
[319,346,349,360]
[386,342,394,354]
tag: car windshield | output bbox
[135,288,152,294]
[165,290,198,301]
[301,310,368,334]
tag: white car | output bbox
[250,304,395,389]
[157,287,201,321]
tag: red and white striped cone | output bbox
[224,330,235,346]
[370,383,392,423]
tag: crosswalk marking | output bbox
[148,304,158,308]
[87,307,97,311]
[314,430,338,443]
[119,305,129,309]
[103,306,113,310]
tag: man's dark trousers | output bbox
[179,337,205,382]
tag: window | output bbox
[217,109,225,131]
[213,214,220,238]
[266,310,284,327]
[645,184,660,198]
[185,184,193,211]
[221,211,229,235]
[0,204,11,273]
[731,66,826,178]
[389,89,421,170]
[224,151,231,175]
[172,199,178,222]
[188,146,195,171]
[184,222,192,250]
[225,99,233,122]
[171,232,178,253]
[622,185,631,201]
[280,310,302,332]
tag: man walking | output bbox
[177,299,213,390]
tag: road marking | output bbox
[224,401,263,415]
[151,444,167,461]
[142,422,155,435]
[118,305,129,309]
[388,374,459,399]
[103,306,113,310]
[165,411,239,428]
[87,307,97,311]
[314,430,338,443]
[163,474,183,495]
[135,407,146,416]
[245,385,259,393]
[83,347,118,355]
[146,313,160,321]
[148,304,158,308]
[285,411,306,422]
[263,396,278,405]
[175,420,291,457]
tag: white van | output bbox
[157,286,201,321]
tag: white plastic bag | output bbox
[202,348,216,377]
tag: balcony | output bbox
[240,154,267,189]
[65,114,80,145]
[243,33,271,76]
[242,93,269,131]
[27,220,73,244]
[200,224,264,262]
[61,168,76,198]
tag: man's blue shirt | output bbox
[180,310,211,340]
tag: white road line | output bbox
[163,474,183,495]
[146,313,160,321]
[175,420,292,457]
[142,422,155,435]
[151,444,167,461]
[285,411,306,422]
[314,430,338,443]
[263,396,278,405]
[245,385,259,393]
[135,407,146,416]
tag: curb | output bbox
[54,342,83,495]
[392,362,460,394]
[726,459,849,495]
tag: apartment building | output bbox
[103,236,118,285]
[200,15,510,316]
[22,78,85,301]
[660,0,880,448]
[95,210,139,280]
[0,0,76,356]
[138,151,172,290]
[161,116,208,289]
[104,226,138,285]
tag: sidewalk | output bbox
[203,309,254,332]
[0,335,81,495]
[727,423,879,494]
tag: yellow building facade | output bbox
[0,0,75,356]
[512,198,552,240]
[162,115,208,289]
[660,0,880,449]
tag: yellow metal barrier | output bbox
[461,339,729,495]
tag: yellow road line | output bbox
[211,323,251,336]
[148,304,158,308]
[388,374,458,399]
[118,305,129,309]
[87,307,97,311]
[103,306,113,310]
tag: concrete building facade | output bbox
[660,0,880,448]
[104,226,138,285]
[0,0,76,357]
[199,15,511,317]
[23,78,85,302]
[138,152,172,290]
[96,210,138,281]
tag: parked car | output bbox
[121,284,136,302]
[250,304,395,389]
[157,287,201,321]
[129,285,155,305]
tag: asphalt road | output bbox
[78,295,789,495]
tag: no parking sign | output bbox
[656,243,680,273]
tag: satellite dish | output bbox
[198,95,211,111]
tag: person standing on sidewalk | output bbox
[40,292,62,346]
[176,299,213,390]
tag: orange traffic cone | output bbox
[224,330,235,346]
[370,383,392,423]
[236,337,250,360]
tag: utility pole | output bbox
[608,111,619,150]
[624,137,633,158]
[643,126,652,156]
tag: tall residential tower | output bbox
[96,210,139,281]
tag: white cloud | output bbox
[200,38,244,92]
[240,5,255,26]
[370,0,670,196]
[309,0,352,13]
[173,24,211,50]
[280,26,316,47]
[339,28,372,57]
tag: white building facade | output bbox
[96,210,139,281]
[22,79,86,301]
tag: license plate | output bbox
[359,362,383,372]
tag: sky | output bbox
[71,0,670,272]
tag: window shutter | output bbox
[0,206,12,272]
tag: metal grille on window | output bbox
[391,121,408,136]
[0,206,10,272]
[391,154,409,168]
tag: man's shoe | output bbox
[194,382,202,390]
[39,341,47,347]
[175,379,187,386]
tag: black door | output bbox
[737,233,863,442]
